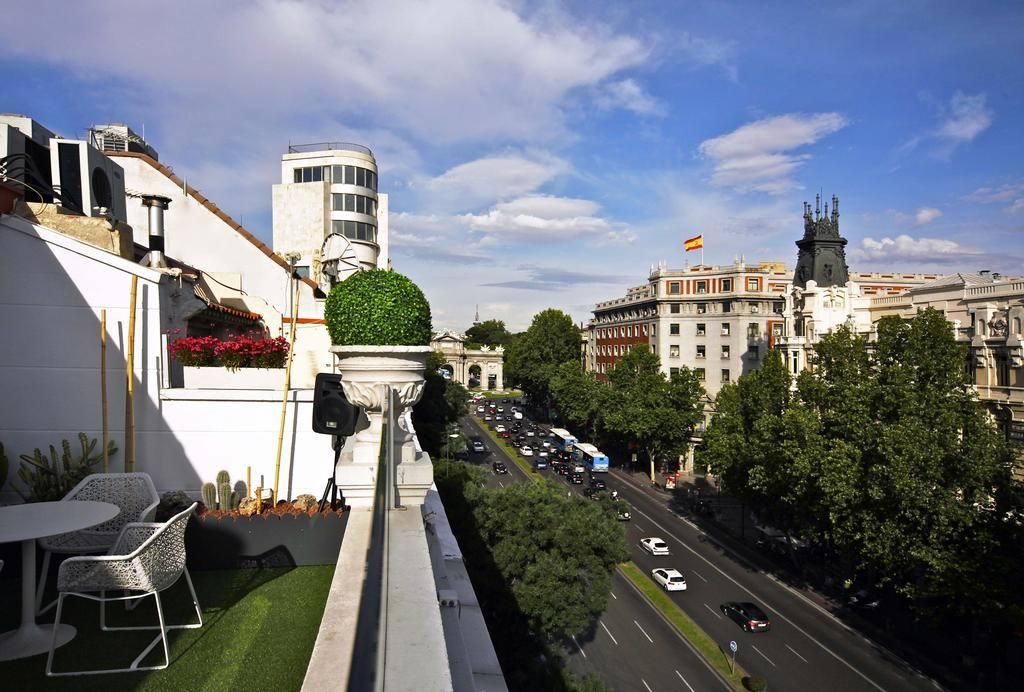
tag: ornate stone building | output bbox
[430,329,505,391]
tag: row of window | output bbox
[594,361,732,384]
[293,165,378,190]
[666,278,766,295]
[596,324,649,339]
[670,322,763,337]
[332,193,377,216]
[331,219,377,243]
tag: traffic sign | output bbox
[729,640,738,653]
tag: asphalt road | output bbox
[461,405,944,692]
[460,413,729,691]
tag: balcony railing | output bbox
[288,142,374,157]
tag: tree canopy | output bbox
[504,309,580,416]
[413,351,469,456]
[465,319,513,346]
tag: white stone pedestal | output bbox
[331,346,433,507]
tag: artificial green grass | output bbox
[0,565,334,691]
[619,561,748,690]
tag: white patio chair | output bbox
[45,502,202,676]
[36,472,160,615]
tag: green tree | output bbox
[550,361,606,440]
[505,309,580,418]
[414,352,469,457]
[465,319,512,346]
[474,482,628,640]
[605,346,703,480]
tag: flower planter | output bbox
[182,366,285,390]
[185,511,348,570]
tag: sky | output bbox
[4,0,1023,332]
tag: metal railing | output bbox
[288,142,374,157]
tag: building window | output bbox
[696,280,707,294]
[774,301,784,314]
[695,368,705,381]
[748,323,759,338]
[669,345,680,358]
[668,281,682,295]
[293,165,331,183]
[696,323,706,336]
[670,323,680,335]
[332,193,377,216]
[331,165,378,191]
[650,323,656,336]
[721,345,730,358]
[626,326,632,337]
[721,369,730,383]
[331,220,377,243]
[772,324,783,337]
[670,303,681,314]
[721,278,732,292]
[642,324,648,336]
[697,303,707,314]
[721,323,730,336]
[670,367,680,377]
[696,345,706,359]
[722,301,731,313]
[747,278,760,291]
[751,303,761,314]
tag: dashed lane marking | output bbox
[642,679,653,692]
[634,619,654,643]
[570,634,587,658]
[752,645,776,667]
[786,644,808,663]
[600,621,619,645]
[691,569,708,583]
[676,670,696,692]
[703,603,722,619]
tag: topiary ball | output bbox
[325,269,433,346]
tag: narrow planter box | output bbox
[186,511,348,570]
[182,366,285,390]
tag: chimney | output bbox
[141,195,171,268]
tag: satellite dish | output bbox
[319,232,361,292]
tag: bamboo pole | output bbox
[101,309,109,473]
[272,279,301,503]
[124,275,138,473]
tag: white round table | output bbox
[0,500,120,661]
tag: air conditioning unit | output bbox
[49,138,128,225]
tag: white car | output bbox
[640,537,670,556]
[537,449,549,458]
[477,406,485,413]
[520,446,534,457]
[526,430,535,437]
[651,568,687,592]
[541,440,551,448]
[496,407,504,413]
[484,415,492,421]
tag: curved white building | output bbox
[272,142,389,287]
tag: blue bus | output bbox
[549,428,578,452]
[573,443,609,473]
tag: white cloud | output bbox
[676,33,738,82]
[461,193,613,238]
[858,235,976,262]
[913,207,943,226]
[900,91,993,160]
[698,113,848,193]
[493,195,600,218]
[0,0,651,149]
[595,79,667,116]
[965,182,1024,214]
[414,152,570,212]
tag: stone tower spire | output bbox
[473,304,480,325]
[793,193,849,289]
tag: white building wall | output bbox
[0,216,335,502]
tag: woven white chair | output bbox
[36,472,160,615]
[45,502,202,676]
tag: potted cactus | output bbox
[185,469,348,569]
[324,269,434,505]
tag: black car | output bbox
[720,601,771,632]
[590,478,607,491]
[568,472,584,484]
[493,461,508,474]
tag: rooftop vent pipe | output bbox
[141,195,172,268]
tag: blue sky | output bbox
[4,0,1022,331]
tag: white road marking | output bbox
[675,670,696,692]
[628,503,887,692]
[610,591,618,600]
[703,603,722,619]
[634,524,644,532]
[497,481,504,487]
[570,634,587,658]
[642,679,653,692]
[786,643,808,663]
[600,621,619,645]
[752,645,776,667]
[691,569,708,583]
[634,619,654,643]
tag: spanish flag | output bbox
[684,234,703,252]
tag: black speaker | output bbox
[312,373,361,436]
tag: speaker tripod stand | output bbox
[319,434,346,512]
